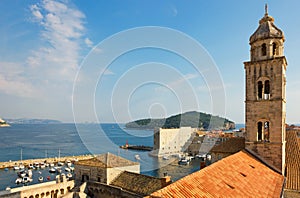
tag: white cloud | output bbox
[0,0,91,101]
[28,0,88,82]
[85,38,93,48]
[0,62,39,98]
[30,5,43,20]
[167,73,198,89]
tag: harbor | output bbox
[0,154,93,169]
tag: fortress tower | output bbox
[244,5,287,173]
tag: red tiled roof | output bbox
[210,137,245,153]
[285,130,300,190]
[111,171,170,196]
[149,151,284,198]
[75,152,139,168]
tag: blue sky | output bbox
[0,0,299,124]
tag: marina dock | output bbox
[0,154,94,169]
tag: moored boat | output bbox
[65,167,71,172]
[38,176,43,182]
[178,158,190,165]
[28,164,34,169]
[135,154,141,160]
[15,178,22,184]
[13,165,20,171]
[66,173,72,179]
[163,156,169,160]
[22,177,33,184]
[49,168,56,173]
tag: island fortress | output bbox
[244,4,287,173]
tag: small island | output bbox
[0,118,10,127]
[125,111,235,130]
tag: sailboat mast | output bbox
[20,148,22,162]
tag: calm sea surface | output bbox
[0,123,245,190]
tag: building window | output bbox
[257,81,263,99]
[264,80,270,99]
[257,121,270,142]
[264,121,270,142]
[261,43,267,56]
[272,43,277,55]
[257,80,271,100]
[257,122,263,141]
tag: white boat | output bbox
[34,162,40,169]
[49,163,55,167]
[69,167,75,172]
[56,167,62,173]
[19,164,25,170]
[57,162,64,166]
[163,156,169,160]
[66,160,72,167]
[66,173,72,178]
[135,154,141,160]
[15,178,22,184]
[22,177,33,184]
[27,170,33,177]
[38,176,43,182]
[28,164,34,169]
[13,165,20,171]
[65,167,71,172]
[49,168,56,173]
[178,158,190,165]
[40,163,46,169]
[17,170,26,178]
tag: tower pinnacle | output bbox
[265,4,268,16]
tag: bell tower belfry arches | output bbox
[244,5,287,173]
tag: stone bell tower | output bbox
[244,5,287,173]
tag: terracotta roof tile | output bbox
[75,152,139,168]
[149,151,284,198]
[210,137,245,153]
[285,130,300,190]
[111,171,169,196]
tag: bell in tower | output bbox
[244,5,287,174]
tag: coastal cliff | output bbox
[126,111,235,130]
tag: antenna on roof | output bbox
[265,3,268,16]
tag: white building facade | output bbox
[150,127,195,157]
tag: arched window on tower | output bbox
[257,122,263,141]
[272,43,277,56]
[264,121,270,142]
[261,43,267,56]
[257,81,263,99]
[264,80,270,99]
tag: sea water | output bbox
[0,123,194,190]
[0,123,245,190]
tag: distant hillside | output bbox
[4,118,62,124]
[125,111,235,130]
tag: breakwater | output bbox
[120,145,153,151]
[0,154,94,169]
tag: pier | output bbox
[120,145,153,151]
[0,154,94,169]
